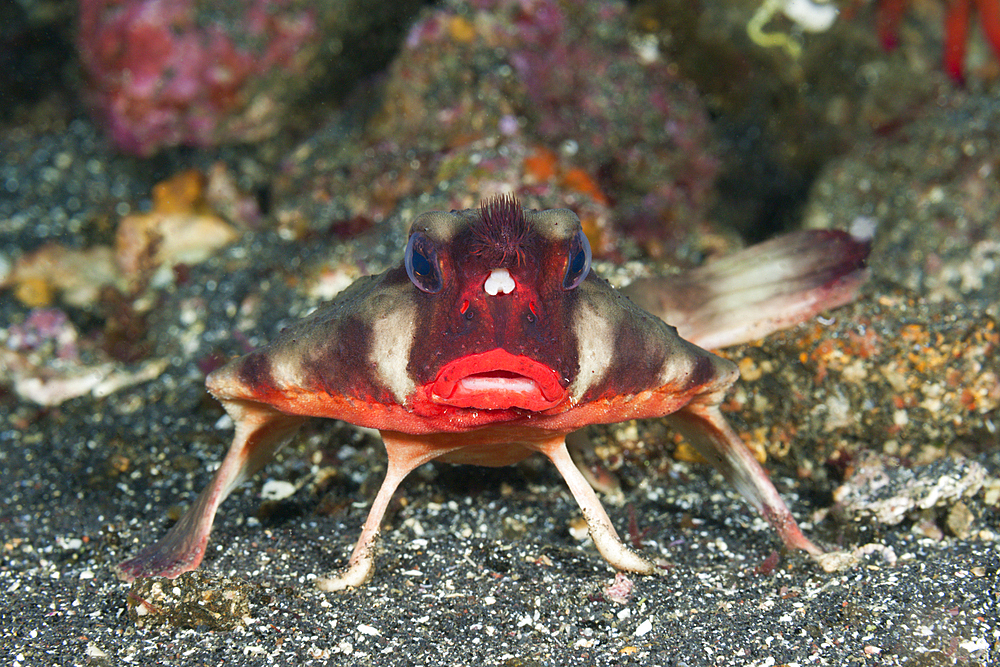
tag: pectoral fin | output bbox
[116,402,305,581]
[623,229,871,350]
[666,402,823,557]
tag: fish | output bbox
[117,195,870,589]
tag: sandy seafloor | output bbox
[2,2,1000,666]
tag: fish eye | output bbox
[405,232,444,294]
[562,229,592,290]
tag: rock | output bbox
[274,0,723,260]
[126,571,257,630]
[805,94,1000,319]
[0,243,122,308]
[114,169,239,281]
[832,454,988,528]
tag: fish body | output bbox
[118,196,868,588]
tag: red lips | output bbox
[431,349,567,411]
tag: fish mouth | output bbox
[431,349,567,411]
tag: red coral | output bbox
[878,0,1000,84]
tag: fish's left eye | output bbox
[562,229,592,290]
[405,232,443,294]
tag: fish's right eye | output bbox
[405,232,443,294]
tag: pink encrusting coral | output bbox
[78,0,318,155]
[6,308,79,361]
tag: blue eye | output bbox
[562,230,591,290]
[405,232,443,294]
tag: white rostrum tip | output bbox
[484,268,516,296]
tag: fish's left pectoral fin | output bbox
[116,402,305,581]
[624,228,872,350]
[666,402,824,559]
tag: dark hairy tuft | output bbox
[472,194,534,266]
